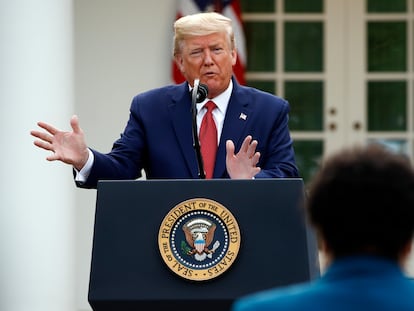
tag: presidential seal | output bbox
[158,198,241,281]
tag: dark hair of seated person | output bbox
[306,143,414,261]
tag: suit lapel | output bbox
[169,83,200,178]
[214,82,252,177]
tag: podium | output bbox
[88,178,319,311]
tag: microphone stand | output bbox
[191,79,208,179]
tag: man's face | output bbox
[175,32,237,99]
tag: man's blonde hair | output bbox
[173,12,235,56]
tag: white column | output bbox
[0,1,76,311]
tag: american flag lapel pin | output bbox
[239,113,247,120]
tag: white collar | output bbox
[197,79,233,113]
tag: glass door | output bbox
[358,0,414,156]
[241,0,414,276]
[241,0,414,185]
[242,0,326,185]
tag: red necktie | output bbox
[199,101,217,179]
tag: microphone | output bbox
[196,83,208,103]
[191,78,208,104]
[191,79,209,179]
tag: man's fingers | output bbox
[247,140,258,158]
[46,153,59,162]
[33,139,53,152]
[33,139,61,161]
[230,136,259,159]
[37,121,59,135]
[240,135,252,153]
[70,115,82,134]
[31,130,53,144]
[226,140,235,155]
[30,130,42,140]
[251,152,261,165]
[240,136,258,159]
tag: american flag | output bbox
[172,0,246,85]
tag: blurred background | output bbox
[1,0,414,310]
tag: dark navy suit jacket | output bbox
[232,256,414,311]
[79,78,298,188]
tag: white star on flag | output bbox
[239,113,247,120]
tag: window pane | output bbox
[246,80,276,94]
[367,81,407,131]
[293,140,323,186]
[367,22,406,72]
[244,22,275,71]
[284,0,323,13]
[367,0,406,12]
[241,0,275,13]
[284,22,323,72]
[285,81,323,131]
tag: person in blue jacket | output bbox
[232,143,414,311]
[30,12,298,188]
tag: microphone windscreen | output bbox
[196,84,209,103]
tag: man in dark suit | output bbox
[232,143,414,311]
[31,12,298,188]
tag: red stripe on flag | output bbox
[233,56,246,85]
